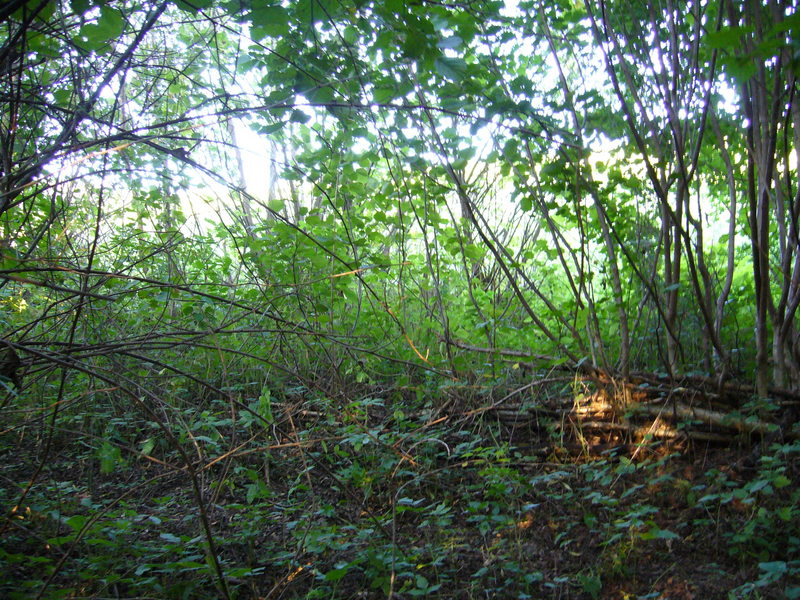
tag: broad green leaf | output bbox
[296,0,341,24]
[773,475,791,488]
[290,109,310,124]
[96,6,124,38]
[66,515,88,531]
[343,25,359,44]
[140,438,155,455]
[307,85,335,104]
[325,566,350,581]
[451,156,468,169]
[70,0,93,14]
[173,0,214,11]
[724,56,758,81]
[76,6,124,52]
[705,26,753,50]
[434,56,467,82]
[639,524,679,540]
[250,5,290,39]
[98,440,123,474]
[402,29,430,59]
[374,87,396,103]
[437,35,463,50]
[14,0,56,20]
[257,121,285,135]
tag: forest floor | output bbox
[1,388,799,599]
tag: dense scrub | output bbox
[2,0,800,597]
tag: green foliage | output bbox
[1,0,799,597]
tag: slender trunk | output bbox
[710,109,738,378]
[226,120,254,233]
[539,5,629,375]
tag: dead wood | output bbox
[484,376,799,449]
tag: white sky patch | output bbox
[233,121,277,198]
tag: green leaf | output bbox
[76,6,124,52]
[373,87,396,103]
[173,560,206,569]
[434,56,467,82]
[96,6,124,37]
[140,438,155,456]
[14,0,56,20]
[257,389,274,424]
[325,566,350,581]
[705,26,753,50]
[290,109,310,124]
[296,0,341,24]
[541,162,564,176]
[66,515,88,531]
[307,85,335,104]
[250,5,290,39]
[402,28,430,59]
[343,25,359,44]
[639,524,679,540]
[70,0,93,14]
[246,480,269,503]
[98,440,123,474]
[758,561,787,581]
[725,56,758,81]
[173,0,214,11]
[437,35,463,50]
[257,121,285,135]
[452,156,468,169]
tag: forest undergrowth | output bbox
[2,375,798,599]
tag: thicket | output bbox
[1,0,798,598]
